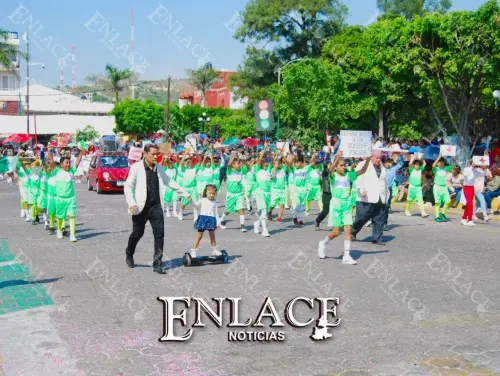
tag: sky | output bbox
[3,0,485,87]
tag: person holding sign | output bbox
[405,155,430,218]
[432,154,453,222]
[318,150,369,265]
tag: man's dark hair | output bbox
[144,144,158,153]
[60,156,70,165]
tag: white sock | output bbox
[173,200,178,213]
[246,198,251,210]
[25,209,29,217]
[344,240,351,253]
[221,213,227,222]
[324,236,330,245]
[43,213,47,222]
[239,214,245,226]
[261,218,268,233]
[166,205,170,215]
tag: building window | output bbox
[0,74,19,90]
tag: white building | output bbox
[0,31,21,91]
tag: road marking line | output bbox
[0,261,19,268]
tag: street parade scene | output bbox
[1,0,500,375]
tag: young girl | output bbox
[27,160,42,225]
[252,146,272,237]
[287,154,308,227]
[269,154,288,223]
[220,151,248,232]
[432,154,453,222]
[190,184,222,258]
[162,155,178,218]
[178,152,199,222]
[317,151,369,265]
[305,153,323,216]
[405,155,429,218]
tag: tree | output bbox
[111,99,164,135]
[404,0,500,164]
[185,65,221,107]
[211,110,256,139]
[233,0,348,95]
[377,0,452,20]
[0,29,27,73]
[275,58,351,133]
[76,125,100,142]
[86,64,132,104]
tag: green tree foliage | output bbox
[377,0,452,20]
[111,99,164,135]
[211,110,256,139]
[233,0,348,96]
[76,125,100,142]
[86,64,132,103]
[0,29,27,72]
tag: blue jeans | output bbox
[452,188,462,207]
[484,189,500,209]
[475,190,487,216]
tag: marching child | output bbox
[190,184,222,258]
[16,152,31,221]
[405,155,429,218]
[162,154,178,218]
[317,151,370,265]
[287,154,308,227]
[432,153,453,222]
[220,151,248,232]
[305,153,323,216]
[197,149,216,203]
[269,154,288,223]
[28,160,42,225]
[253,144,272,237]
[178,152,199,222]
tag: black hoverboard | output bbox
[182,250,229,267]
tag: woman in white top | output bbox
[447,166,463,207]
[461,161,488,226]
[473,166,492,222]
[190,184,222,259]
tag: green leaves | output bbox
[75,125,100,142]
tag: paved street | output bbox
[0,180,499,376]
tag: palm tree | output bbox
[86,64,132,103]
[186,65,221,107]
[0,28,27,74]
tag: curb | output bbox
[391,202,500,222]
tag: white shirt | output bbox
[194,198,218,217]
[462,167,486,187]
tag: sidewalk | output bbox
[392,202,500,222]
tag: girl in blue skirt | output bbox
[191,184,221,259]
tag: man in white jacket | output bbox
[125,144,191,274]
[352,151,388,245]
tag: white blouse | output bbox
[194,198,218,217]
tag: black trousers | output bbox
[352,200,385,242]
[219,167,227,184]
[316,192,332,224]
[126,204,165,267]
[383,190,393,228]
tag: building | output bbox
[0,84,115,136]
[0,31,21,116]
[178,69,247,109]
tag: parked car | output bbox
[87,152,130,193]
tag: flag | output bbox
[78,140,87,150]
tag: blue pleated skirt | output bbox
[194,215,217,231]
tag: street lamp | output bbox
[321,107,327,134]
[493,90,500,108]
[198,112,210,134]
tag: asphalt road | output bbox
[0,180,499,376]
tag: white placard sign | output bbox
[339,130,372,158]
[440,145,456,157]
[473,155,490,166]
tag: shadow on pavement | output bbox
[334,250,389,261]
[78,230,128,240]
[0,277,62,289]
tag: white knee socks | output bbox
[239,214,245,226]
[344,240,351,254]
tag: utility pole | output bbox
[26,29,30,136]
[165,76,171,136]
[276,68,281,141]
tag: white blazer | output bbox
[355,160,388,204]
[125,161,189,215]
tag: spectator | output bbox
[447,166,464,207]
[484,173,500,215]
[473,165,492,222]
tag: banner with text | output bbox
[128,146,143,161]
[339,131,372,158]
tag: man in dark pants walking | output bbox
[351,152,388,245]
[125,144,190,274]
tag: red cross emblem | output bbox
[479,157,486,164]
[446,147,452,152]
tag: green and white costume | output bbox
[271,166,288,207]
[254,164,272,213]
[17,164,30,202]
[408,166,424,202]
[433,166,452,204]
[28,168,41,206]
[37,171,48,210]
[225,166,247,213]
[163,167,177,203]
[243,166,256,199]
[291,166,308,220]
[180,165,199,206]
[54,167,77,219]
[328,171,357,228]
[197,164,215,196]
[306,165,322,202]
[47,169,58,216]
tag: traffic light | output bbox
[211,125,220,140]
[255,99,275,132]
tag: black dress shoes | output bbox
[126,255,135,268]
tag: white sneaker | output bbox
[461,219,468,225]
[342,253,357,265]
[212,249,222,256]
[178,212,183,221]
[467,221,476,227]
[57,230,63,239]
[366,220,372,227]
[25,216,31,222]
[20,210,25,218]
[166,211,171,218]
[261,230,270,237]
[318,241,326,259]
[172,211,178,218]
[405,211,411,217]
[421,213,429,218]
[484,216,490,222]
[190,249,197,258]
[253,220,260,234]
[240,225,247,233]
[473,215,479,221]
[69,235,77,242]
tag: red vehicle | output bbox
[87,152,130,194]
